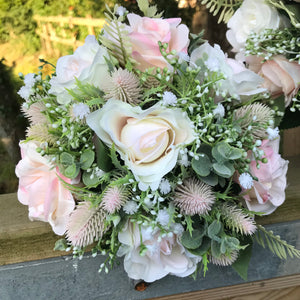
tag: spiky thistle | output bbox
[234,103,274,139]
[66,202,107,248]
[26,124,58,145]
[22,102,48,125]
[210,250,239,266]
[220,203,256,235]
[101,185,129,214]
[174,178,215,216]
[102,69,142,105]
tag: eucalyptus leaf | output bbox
[188,236,211,256]
[199,172,218,186]
[208,220,221,238]
[60,152,74,166]
[212,162,234,178]
[211,240,222,258]
[80,149,95,170]
[192,154,211,177]
[64,164,79,179]
[181,229,204,250]
[227,147,243,160]
[82,170,101,187]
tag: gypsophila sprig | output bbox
[15,0,299,284]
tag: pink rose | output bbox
[15,141,75,235]
[242,139,289,215]
[117,221,200,282]
[127,13,189,71]
[246,55,300,106]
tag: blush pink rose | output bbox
[243,139,289,215]
[117,221,200,282]
[246,55,300,106]
[15,141,75,235]
[127,13,189,71]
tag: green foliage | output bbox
[54,238,69,251]
[94,136,113,172]
[80,149,95,170]
[232,236,253,281]
[192,142,241,185]
[255,225,300,260]
[201,0,243,24]
[99,4,134,68]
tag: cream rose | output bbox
[242,139,289,215]
[49,35,109,104]
[127,13,189,71]
[86,99,194,191]
[15,141,75,235]
[190,42,265,100]
[226,0,282,52]
[117,221,201,282]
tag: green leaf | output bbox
[110,144,126,171]
[232,239,253,281]
[60,152,74,166]
[181,229,204,250]
[208,220,221,238]
[93,136,113,172]
[227,147,243,160]
[82,170,101,187]
[212,162,234,178]
[64,164,79,179]
[212,144,227,163]
[211,240,221,258]
[80,149,95,170]
[188,236,211,256]
[199,172,218,186]
[54,239,68,251]
[191,153,212,177]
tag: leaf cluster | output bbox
[192,142,243,186]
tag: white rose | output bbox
[86,99,194,191]
[49,35,109,104]
[117,221,201,282]
[226,0,282,52]
[190,42,265,100]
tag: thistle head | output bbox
[174,177,215,216]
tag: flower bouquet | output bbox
[16,0,300,283]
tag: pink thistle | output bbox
[102,186,128,214]
[174,178,215,216]
[102,68,142,105]
[220,204,256,235]
[22,102,47,125]
[210,250,239,266]
[66,202,106,248]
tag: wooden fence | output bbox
[34,15,106,54]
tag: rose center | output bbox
[120,118,171,164]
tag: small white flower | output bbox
[266,127,279,140]
[159,178,171,195]
[24,73,36,88]
[17,86,32,101]
[156,209,170,227]
[123,201,138,215]
[239,173,253,189]
[178,153,190,167]
[213,103,225,118]
[116,5,127,16]
[162,91,177,106]
[72,103,90,120]
[95,167,105,178]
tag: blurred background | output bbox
[0,0,229,194]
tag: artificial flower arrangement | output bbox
[16,0,300,283]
